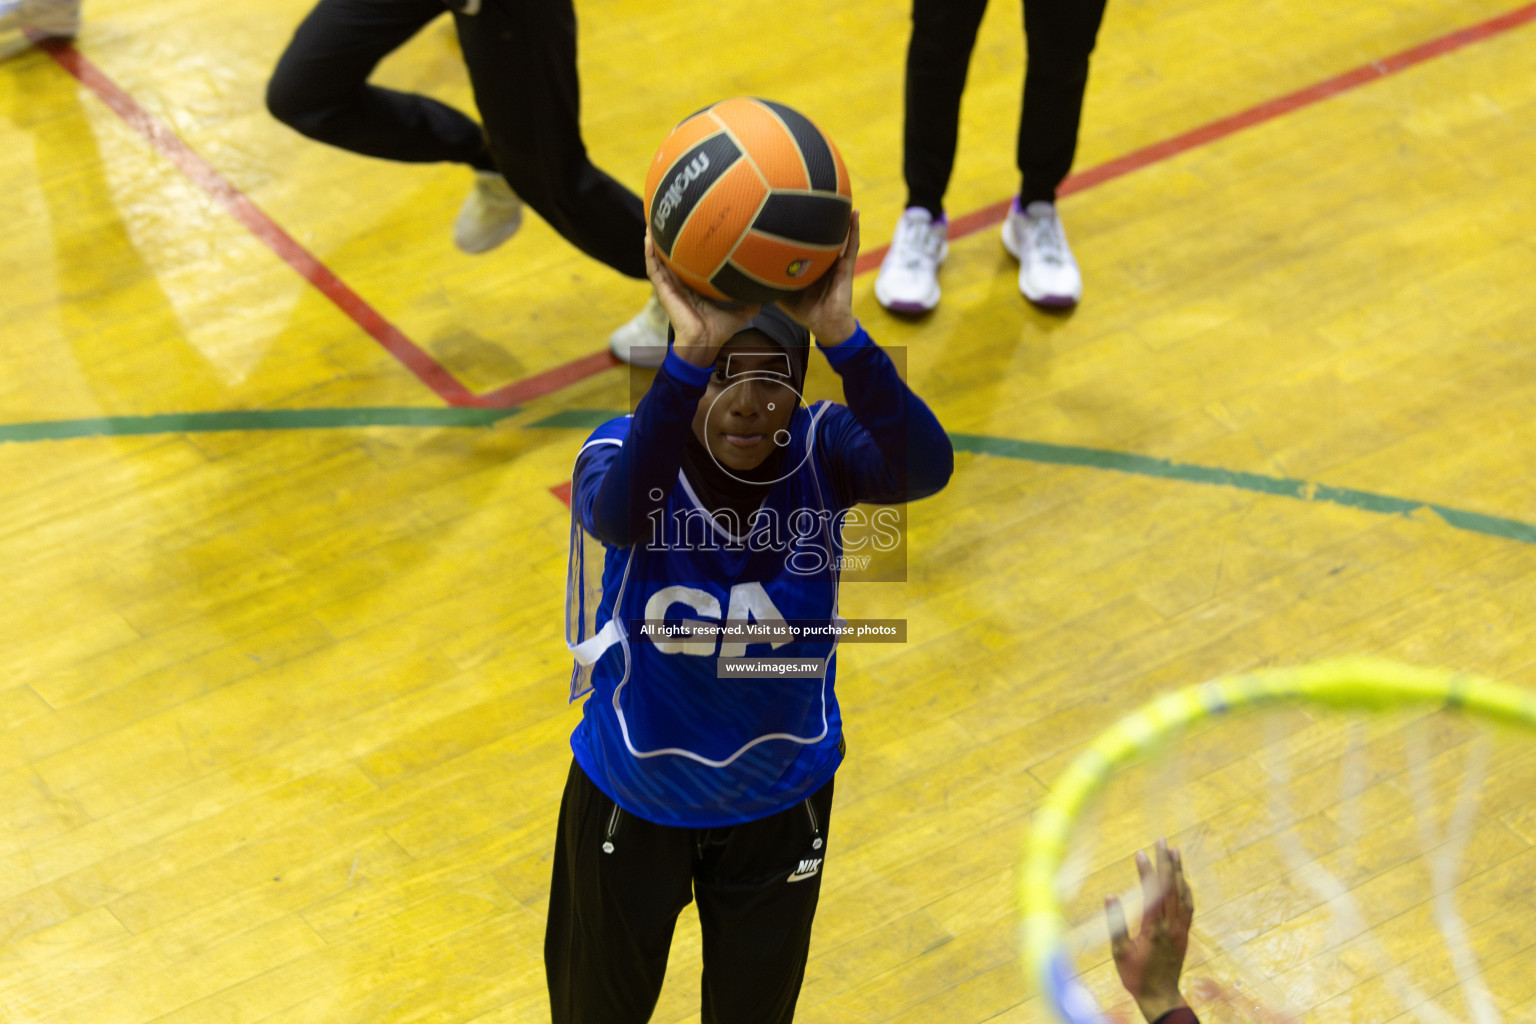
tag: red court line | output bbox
[853,0,1536,276]
[479,349,621,407]
[38,38,489,408]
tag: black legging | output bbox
[267,0,646,277]
[545,761,834,1024]
[902,0,1109,213]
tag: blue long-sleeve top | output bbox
[561,322,952,827]
[582,323,953,544]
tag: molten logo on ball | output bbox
[653,152,712,234]
[785,259,810,278]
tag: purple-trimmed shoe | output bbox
[874,207,948,314]
[1002,199,1081,307]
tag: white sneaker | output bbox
[453,171,523,254]
[874,207,948,313]
[608,293,669,368]
[1002,199,1081,307]
[0,0,81,36]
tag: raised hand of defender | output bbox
[645,232,760,368]
[1105,839,1194,1023]
[776,210,860,347]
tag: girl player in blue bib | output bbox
[555,213,952,1023]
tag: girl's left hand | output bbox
[777,210,860,347]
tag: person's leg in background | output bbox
[452,0,666,364]
[452,0,643,277]
[266,0,524,253]
[1001,0,1109,307]
[875,0,990,314]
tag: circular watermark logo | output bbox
[701,375,814,486]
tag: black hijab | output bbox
[678,305,810,532]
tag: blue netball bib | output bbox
[564,406,847,827]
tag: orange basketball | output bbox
[644,97,853,304]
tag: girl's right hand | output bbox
[645,233,760,368]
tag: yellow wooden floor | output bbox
[4,0,1536,1019]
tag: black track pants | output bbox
[267,0,646,277]
[454,0,646,277]
[267,0,495,170]
[545,761,835,1024]
[902,0,1109,211]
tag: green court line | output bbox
[527,409,621,430]
[945,433,1535,546]
[536,417,1536,548]
[3,406,1531,548]
[0,406,520,444]
[1428,506,1536,545]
